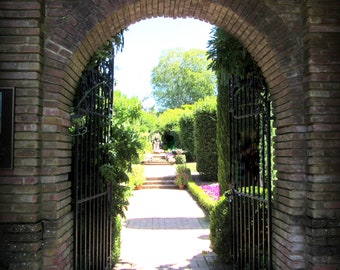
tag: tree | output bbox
[151,48,216,111]
[112,90,151,163]
[156,107,187,150]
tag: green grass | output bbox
[183,162,197,173]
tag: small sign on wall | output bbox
[0,87,14,169]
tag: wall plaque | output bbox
[0,87,14,169]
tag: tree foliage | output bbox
[112,90,150,163]
[207,27,257,79]
[156,107,186,150]
[157,107,186,130]
[151,48,216,111]
[87,30,125,69]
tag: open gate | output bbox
[71,59,114,269]
[228,74,273,269]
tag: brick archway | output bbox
[0,1,339,269]
[43,2,304,268]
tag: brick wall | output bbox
[0,0,339,269]
[303,1,340,268]
[0,1,44,269]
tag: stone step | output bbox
[142,156,170,165]
[144,179,175,184]
[146,175,175,181]
[141,161,178,189]
[142,178,177,189]
[142,161,170,165]
[152,153,167,159]
[142,184,178,189]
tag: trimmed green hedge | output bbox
[111,215,122,265]
[179,113,195,160]
[187,181,217,213]
[210,195,232,264]
[194,97,217,181]
[188,181,231,264]
[216,75,230,195]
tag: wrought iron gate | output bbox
[71,66,114,269]
[228,74,273,269]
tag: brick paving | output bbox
[113,177,231,269]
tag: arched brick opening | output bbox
[42,1,305,269]
[0,1,339,269]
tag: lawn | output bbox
[185,162,198,173]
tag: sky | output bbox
[114,17,213,108]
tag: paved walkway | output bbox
[113,173,232,269]
[143,164,176,178]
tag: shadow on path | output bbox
[115,250,232,270]
[126,217,209,230]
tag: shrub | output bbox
[158,108,184,150]
[210,195,232,264]
[179,113,195,159]
[111,215,121,265]
[216,69,230,195]
[187,181,216,213]
[194,96,217,181]
[175,154,186,164]
[174,165,192,186]
[127,164,145,189]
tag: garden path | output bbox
[113,166,231,270]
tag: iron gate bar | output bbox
[229,73,272,269]
[76,190,109,206]
[234,190,268,203]
[71,61,114,269]
[233,110,267,119]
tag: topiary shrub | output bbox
[210,195,232,264]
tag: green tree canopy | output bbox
[111,90,150,163]
[150,48,216,111]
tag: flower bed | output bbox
[199,183,220,201]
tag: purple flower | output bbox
[200,183,220,201]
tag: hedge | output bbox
[179,113,195,161]
[187,181,217,213]
[194,97,217,181]
[216,80,230,195]
[209,195,232,264]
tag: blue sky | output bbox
[114,17,213,108]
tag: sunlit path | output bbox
[114,189,230,270]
